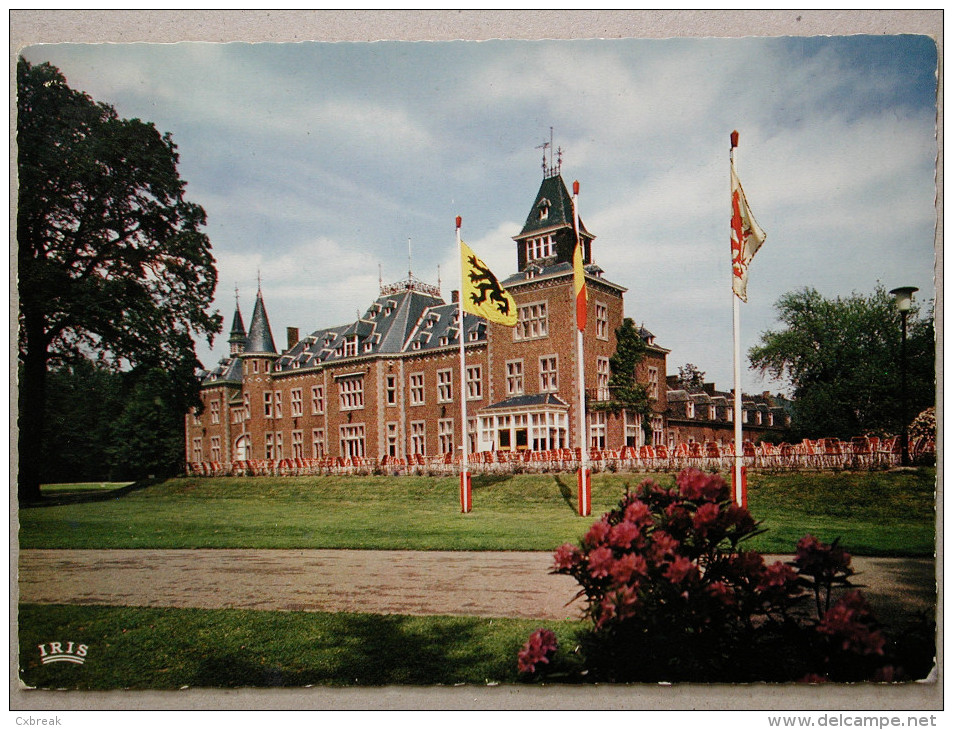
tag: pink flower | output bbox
[609,552,647,584]
[677,468,729,503]
[552,543,582,572]
[693,502,721,531]
[584,519,611,547]
[623,499,653,526]
[609,521,640,549]
[664,502,693,533]
[663,555,699,584]
[757,561,800,591]
[706,580,735,606]
[723,503,757,534]
[818,590,886,656]
[649,531,680,563]
[517,628,558,673]
[795,534,852,579]
[588,546,615,578]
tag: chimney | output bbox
[287,327,299,350]
[451,290,459,304]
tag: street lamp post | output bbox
[889,286,918,467]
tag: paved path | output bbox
[17,549,937,623]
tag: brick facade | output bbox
[186,168,782,468]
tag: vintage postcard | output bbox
[11,10,941,718]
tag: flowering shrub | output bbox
[516,629,558,674]
[518,469,928,683]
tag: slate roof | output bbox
[245,291,277,355]
[518,173,592,239]
[484,393,570,410]
[229,304,246,343]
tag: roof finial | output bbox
[437,264,441,293]
[407,237,412,279]
[535,136,551,178]
[257,269,262,294]
[235,283,240,309]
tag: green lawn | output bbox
[18,603,585,689]
[19,469,936,556]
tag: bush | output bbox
[518,469,931,683]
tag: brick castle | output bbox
[186,164,787,469]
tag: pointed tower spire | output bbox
[243,287,278,356]
[228,286,247,356]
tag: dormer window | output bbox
[344,336,358,357]
[537,197,551,221]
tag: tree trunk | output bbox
[17,311,47,504]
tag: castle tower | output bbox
[229,294,247,356]
[512,170,595,273]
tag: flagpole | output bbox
[572,180,591,517]
[730,131,746,508]
[456,216,472,513]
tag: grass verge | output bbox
[20,469,935,556]
[18,603,584,690]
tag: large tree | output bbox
[748,286,934,440]
[16,59,221,503]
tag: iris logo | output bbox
[37,642,88,665]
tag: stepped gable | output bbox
[404,302,486,353]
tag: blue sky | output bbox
[20,35,938,394]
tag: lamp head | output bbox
[889,286,919,313]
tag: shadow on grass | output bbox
[193,613,498,687]
[25,478,162,508]
[554,474,580,513]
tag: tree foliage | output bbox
[17,59,221,501]
[676,363,706,389]
[591,318,652,440]
[748,286,934,440]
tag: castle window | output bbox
[410,373,425,406]
[338,376,365,411]
[386,422,399,457]
[263,392,273,418]
[506,360,524,396]
[437,369,453,403]
[192,438,203,462]
[647,367,659,399]
[652,417,664,446]
[590,411,607,450]
[438,418,454,455]
[709,405,717,421]
[290,388,303,417]
[515,301,548,341]
[687,401,695,419]
[210,399,220,424]
[596,357,610,401]
[274,391,283,419]
[210,437,221,462]
[466,365,482,400]
[344,336,358,357]
[312,428,325,458]
[265,433,274,460]
[624,411,642,448]
[595,302,609,340]
[410,421,426,456]
[539,355,558,392]
[244,393,250,419]
[525,235,555,263]
[340,424,365,458]
[312,385,325,415]
[291,430,304,459]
